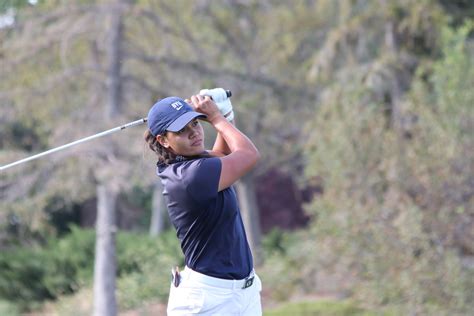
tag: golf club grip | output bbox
[206,89,232,100]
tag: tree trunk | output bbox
[93,184,117,316]
[235,172,263,266]
[106,4,124,119]
[93,5,124,315]
[149,180,169,236]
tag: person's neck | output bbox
[170,151,210,164]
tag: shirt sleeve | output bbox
[185,158,222,206]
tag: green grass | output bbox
[0,300,20,316]
[264,299,392,316]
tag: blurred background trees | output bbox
[1,0,473,315]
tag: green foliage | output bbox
[0,300,20,316]
[116,229,182,309]
[431,21,474,141]
[0,0,33,13]
[264,299,389,316]
[47,229,182,314]
[260,229,316,302]
[261,228,297,257]
[0,120,49,151]
[43,195,81,237]
[121,185,154,229]
[438,0,474,25]
[0,226,94,310]
[297,20,474,315]
[0,226,182,312]
[1,0,474,314]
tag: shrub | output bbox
[0,226,94,311]
[116,229,183,310]
[263,299,388,316]
[0,226,183,312]
[0,300,21,316]
[299,22,474,315]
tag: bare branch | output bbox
[126,50,316,101]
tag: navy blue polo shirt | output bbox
[157,157,253,280]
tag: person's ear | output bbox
[156,135,170,148]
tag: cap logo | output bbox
[171,101,183,111]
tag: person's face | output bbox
[157,119,205,156]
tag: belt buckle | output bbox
[242,276,254,289]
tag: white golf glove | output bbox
[199,88,234,122]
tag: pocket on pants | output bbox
[167,286,205,314]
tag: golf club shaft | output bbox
[0,118,147,172]
[1,89,232,172]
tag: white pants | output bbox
[167,267,262,315]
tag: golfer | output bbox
[144,92,262,315]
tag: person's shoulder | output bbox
[159,157,221,179]
[184,157,222,202]
[183,157,221,173]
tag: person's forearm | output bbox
[211,119,234,155]
[210,116,259,160]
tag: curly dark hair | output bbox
[144,129,177,165]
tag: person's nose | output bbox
[189,125,199,138]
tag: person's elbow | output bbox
[248,146,261,167]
